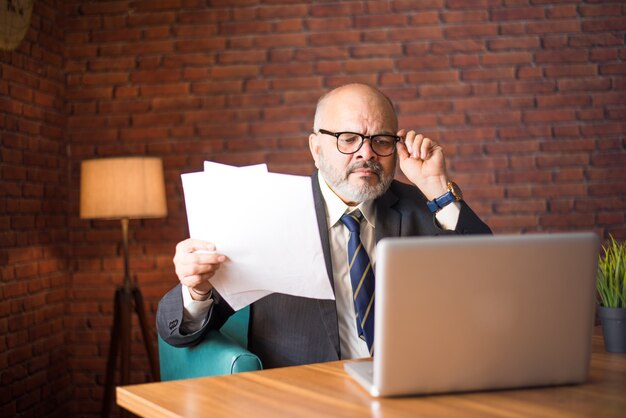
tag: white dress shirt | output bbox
[180,284,212,334]
[317,173,377,358]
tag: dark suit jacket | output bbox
[157,172,491,368]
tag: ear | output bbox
[309,132,320,169]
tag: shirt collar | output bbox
[317,171,376,230]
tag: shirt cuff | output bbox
[181,284,213,334]
[435,201,461,230]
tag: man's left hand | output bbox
[396,129,449,201]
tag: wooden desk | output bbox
[117,328,626,417]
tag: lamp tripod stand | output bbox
[101,218,160,418]
[80,156,167,418]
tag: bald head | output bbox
[313,83,398,133]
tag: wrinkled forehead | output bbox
[314,85,398,133]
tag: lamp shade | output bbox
[80,157,167,220]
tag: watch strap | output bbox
[427,181,463,213]
[427,191,456,213]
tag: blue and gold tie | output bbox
[340,211,375,355]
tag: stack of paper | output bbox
[181,162,334,310]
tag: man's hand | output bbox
[396,129,449,200]
[173,238,226,301]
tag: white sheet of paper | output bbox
[181,166,334,310]
[203,161,268,174]
[219,289,273,310]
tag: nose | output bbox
[356,138,377,160]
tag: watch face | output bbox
[0,0,34,51]
[448,181,463,201]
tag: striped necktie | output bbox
[340,211,375,355]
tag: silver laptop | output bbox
[344,232,599,397]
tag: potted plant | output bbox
[596,235,626,353]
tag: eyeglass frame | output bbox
[316,128,402,157]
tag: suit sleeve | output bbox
[156,283,234,347]
[454,201,492,235]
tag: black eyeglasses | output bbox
[317,129,401,157]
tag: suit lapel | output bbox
[375,184,401,242]
[310,172,341,357]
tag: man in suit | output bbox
[157,83,491,368]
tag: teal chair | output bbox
[158,306,262,381]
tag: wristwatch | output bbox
[426,181,463,213]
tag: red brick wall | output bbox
[2,1,625,417]
[0,0,71,417]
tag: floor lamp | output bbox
[80,157,167,418]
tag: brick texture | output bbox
[2,1,626,417]
[0,1,71,418]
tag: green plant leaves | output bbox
[597,235,626,308]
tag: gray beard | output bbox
[318,154,395,204]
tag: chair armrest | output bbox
[158,330,262,381]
